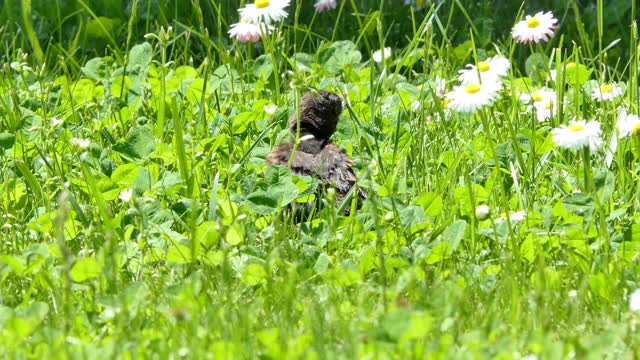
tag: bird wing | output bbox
[266,143,366,200]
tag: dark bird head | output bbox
[289,90,343,140]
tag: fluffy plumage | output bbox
[266,90,366,215]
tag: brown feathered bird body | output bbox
[266,90,366,214]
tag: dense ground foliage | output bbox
[1,0,640,358]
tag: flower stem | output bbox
[582,145,592,193]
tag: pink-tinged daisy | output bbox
[591,82,623,102]
[512,11,557,44]
[458,56,510,85]
[617,109,640,138]
[551,119,602,151]
[314,0,337,12]
[228,17,273,42]
[240,0,290,24]
[445,81,501,113]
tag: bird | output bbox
[266,89,367,216]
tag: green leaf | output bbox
[318,40,362,74]
[443,220,467,252]
[243,190,279,215]
[253,54,273,79]
[0,132,16,150]
[564,63,592,86]
[225,223,244,246]
[425,242,451,264]
[313,252,330,274]
[128,42,153,74]
[525,53,547,83]
[416,192,443,216]
[82,57,111,82]
[111,163,140,186]
[70,257,101,282]
[113,126,155,161]
[266,165,299,207]
[167,244,193,264]
[195,221,220,247]
[242,263,267,286]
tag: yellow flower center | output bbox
[526,17,540,28]
[255,0,270,8]
[543,101,553,110]
[531,93,543,102]
[442,99,450,108]
[632,123,640,136]
[600,84,613,93]
[478,61,490,72]
[416,0,425,7]
[568,124,584,132]
[465,83,481,94]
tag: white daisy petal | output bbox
[591,82,623,102]
[512,11,558,44]
[551,119,602,152]
[239,0,290,24]
[445,81,501,113]
[314,0,337,12]
[617,110,640,139]
[228,17,273,42]
[458,56,510,85]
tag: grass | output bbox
[1,0,640,358]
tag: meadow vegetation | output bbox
[0,0,639,358]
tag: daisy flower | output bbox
[591,82,623,102]
[551,119,602,151]
[264,104,278,115]
[228,17,273,42]
[458,56,510,85]
[631,289,640,312]
[239,0,290,24]
[512,11,558,44]
[521,88,557,122]
[445,81,501,113]
[617,110,640,138]
[372,47,392,63]
[314,0,337,12]
[494,210,527,224]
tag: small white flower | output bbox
[264,104,278,115]
[475,205,491,220]
[568,289,578,298]
[239,0,290,24]
[458,56,510,85]
[617,110,640,138]
[118,189,133,202]
[495,210,527,224]
[445,81,501,113]
[591,82,623,102]
[51,116,64,127]
[228,17,273,43]
[551,119,602,152]
[512,11,558,44]
[70,137,91,149]
[372,47,392,63]
[521,88,557,122]
[630,289,640,311]
[314,0,337,12]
